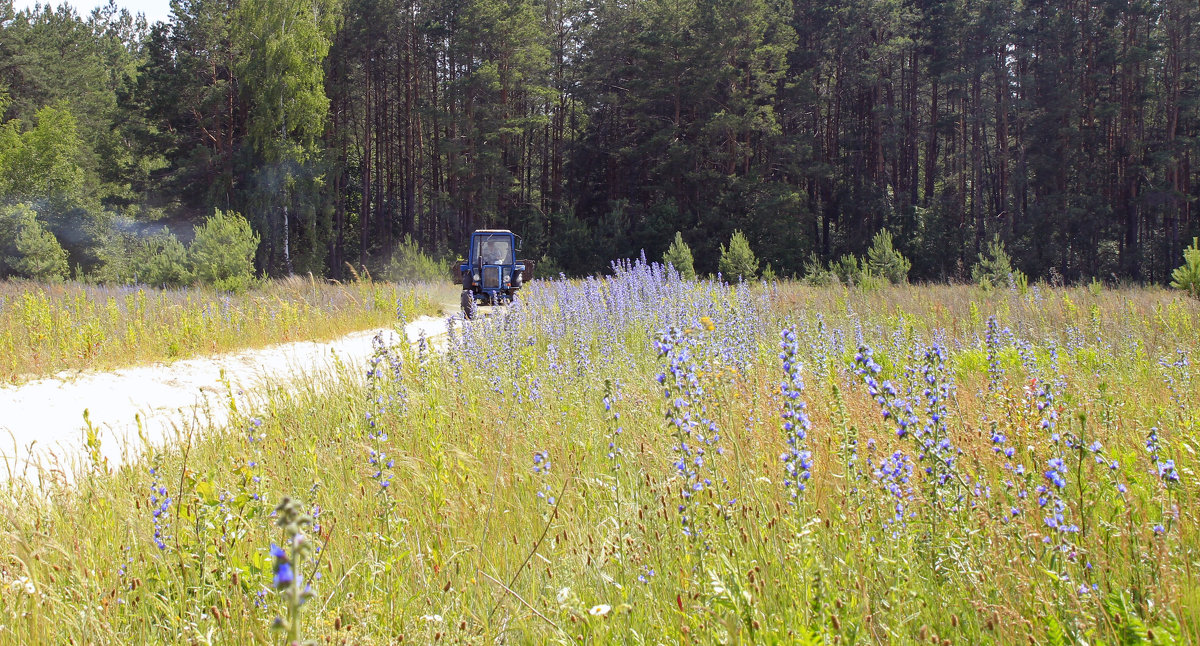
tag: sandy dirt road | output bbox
[0,315,458,482]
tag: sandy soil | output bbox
[0,315,459,483]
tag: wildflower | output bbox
[985,317,1006,392]
[656,326,723,537]
[589,604,612,617]
[533,451,556,505]
[148,466,172,551]
[603,380,625,477]
[273,561,295,590]
[270,497,317,642]
[637,566,656,584]
[533,451,551,474]
[1147,428,1181,484]
[778,328,813,502]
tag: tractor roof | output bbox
[473,229,514,235]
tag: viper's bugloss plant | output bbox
[148,464,172,551]
[778,328,813,503]
[270,496,316,645]
[656,325,723,539]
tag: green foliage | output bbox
[1169,238,1200,298]
[97,226,193,287]
[4,278,1198,643]
[190,209,260,292]
[832,254,861,286]
[718,230,759,281]
[662,231,696,280]
[0,203,69,281]
[139,232,192,287]
[855,267,886,292]
[865,229,911,284]
[0,103,86,203]
[381,235,448,283]
[801,253,836,286]
[972,235,1025,289]
[1102,591,1182,645]
[535,254,564,279]
[233,0,337,162]
[0,279,437,380]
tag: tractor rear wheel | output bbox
[460,290,476,319]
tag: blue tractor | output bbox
[456,229,533,318]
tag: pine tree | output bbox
[866,229,911,284]
[718,230,759,281]
[662,231,696,280]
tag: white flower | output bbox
[588,604,611,617]
[11,577,35,595]
[420,614,443,623]
[556,587,571,603]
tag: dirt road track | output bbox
[0,315,456,483]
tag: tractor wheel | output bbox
[460,290,476,319]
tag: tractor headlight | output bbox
[473,272,480,283]
[515,271,523,286]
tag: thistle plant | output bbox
[269,496,316,645]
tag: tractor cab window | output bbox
[475,236,512,265]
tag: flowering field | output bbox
[1,260,1196,644]
[0,278,447,383]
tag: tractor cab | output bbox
[457,229,532,317]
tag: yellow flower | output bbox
[700,316,715,331]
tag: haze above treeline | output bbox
[1,0,1197,283]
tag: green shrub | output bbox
[662,231,696,280]
[0,203,69,281]
[718,230,758,281]
[139,231,193,287]
[801,253,836,286]
[855,266,886,292]
[866,229,911,284]
[190,209,260,293]
[832,253,861,286]
[0,103,85,203]
[534,254,564,279]
[1170,237,1200,298]
[382,235,449,283]
[972,235,1025,289]
[96,226,193,287]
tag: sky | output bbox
[13,0,173,25]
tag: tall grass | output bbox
[0,260,1195,644]
[0,278,452,383]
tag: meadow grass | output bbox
[0,262,1196,644]
[0,278,453,383]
